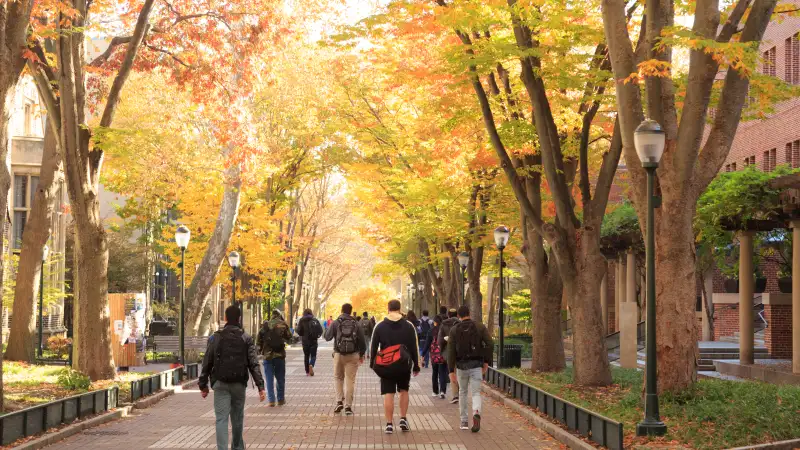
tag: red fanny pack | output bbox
[373,344,412,378]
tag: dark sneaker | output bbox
[439,393,446,399]
[278,400,286,406]
[269,402,277,407]
[471,413,481,433]
[450,396,459,404]
[398,417,410,432]
[384,423,394,434]
[334,402,344,413]
[460,420,469,430]
[344,406,354,416]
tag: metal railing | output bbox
[485,368,624,450]
[607,321,645,363]
[129,363,200,402]
[0,387,119,446]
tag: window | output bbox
[771,148,777,171]
[23,103,33,136]
[762,149,777,171]
[732,162,737,171]
[763,151,771,170]
[763,46,777,77]
[786,140,800,168]
[787,34,800,84]
[725,164,731,172]
[11,174,39,250]
[745,155,756,167]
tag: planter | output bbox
[755,277,767,293]
[724,278,739,293]
[779,277,792,293]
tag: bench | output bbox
[152,336,209,354]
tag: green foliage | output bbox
[107,227,148,294]
[504,366,800,449]
[151,301,179,321]
[695,165,797,278]
[600,202,640,239]
[2,253,70,311]
[57,368,91,391]
[505,289,531,324]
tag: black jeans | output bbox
[431,363,449,394]
[302,341,318,374]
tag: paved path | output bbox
[49,341,560,449]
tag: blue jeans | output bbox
[302,342,318,374]
[263,358,286,402]
[457,367,483,421]
[212,381,247,450]
[421,344,430,367]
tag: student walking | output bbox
[361,311,375,359]
[446,305,493,433]
[324,303,366,416]
[199,305,266,450]
[438,308,460,403]
[370,300,421,434]
[426,315,448,399]
[418,310,433,368]
[257,309,292,406]
[296,308,324,376]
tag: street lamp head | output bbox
[458,251,469,269]
[175,225,191,249]
[289,280,295,289]
[634,119,666,166]
[494,225,510,250]
[435,269,441,278]
[228,251,241,268]
[417,282,424,290]
[42,244,50,262]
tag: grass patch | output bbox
[503,367,800,450]
[2,362,156,412]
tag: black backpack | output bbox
[310,319,323,339]
[336,318,359,354]
[453,321,482,362]
[213,328,249,383]
[261,321,286,353]
[419,319,432,340]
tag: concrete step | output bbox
[700,352,769,360]
[698,364,716,372]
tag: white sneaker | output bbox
[460,420,469,430]
[439,393,446,399]
[431,392,439,397]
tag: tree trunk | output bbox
[653,202,698,391]
[486,276,498,338]
[522,221,566,372]
[5,125,63,362]
[566,233,613,385]
[185,163,242,334]
[467,246,484,321]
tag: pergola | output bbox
[724,172,800,374]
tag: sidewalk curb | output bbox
[482,383,595,450]
[12,406,134,450]
[726,438,800,450]
[133,378,199,409]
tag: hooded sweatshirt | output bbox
[296,313,321,346]
[370,311,421,373]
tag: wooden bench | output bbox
[152,336,209,354]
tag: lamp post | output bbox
[38,244,50,358]
[417,282,424,315]
[494,226,510,368]
[228,251,241,325]
[634,119,667,437]
[288,280,295,328]
[175,226,190,366]
[458,252,469,306]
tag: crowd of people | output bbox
[199,298,494,449]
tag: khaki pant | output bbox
[333,352,360,407]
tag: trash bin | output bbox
[501,344,522,368]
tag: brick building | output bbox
[713,8,800,362]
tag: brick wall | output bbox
[711,258,784,294]
[714,305,739,340]
[764,305,793,358]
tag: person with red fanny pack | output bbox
[370,299,421,434]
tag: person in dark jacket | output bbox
[424,315,449,399]
[446,305,493,433]
[296,308,323,376]
[370,300,421,434]
[200,305,266,450]
[437,308,460,403]
[324,303,366,415]
[257,309,292,406]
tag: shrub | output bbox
[47,336,72,358]
[57,368,91,391]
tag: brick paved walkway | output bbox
[49,341,561,449]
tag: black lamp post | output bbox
[175,225,190,366]
[288,280,295,329]
[634,119,667,437]
[458,252,469,306]
[38,244,49,358]
[494,225,510,368]
[228,251,241,325]
[417,282,424,316]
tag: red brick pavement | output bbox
[48,342,562,449]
